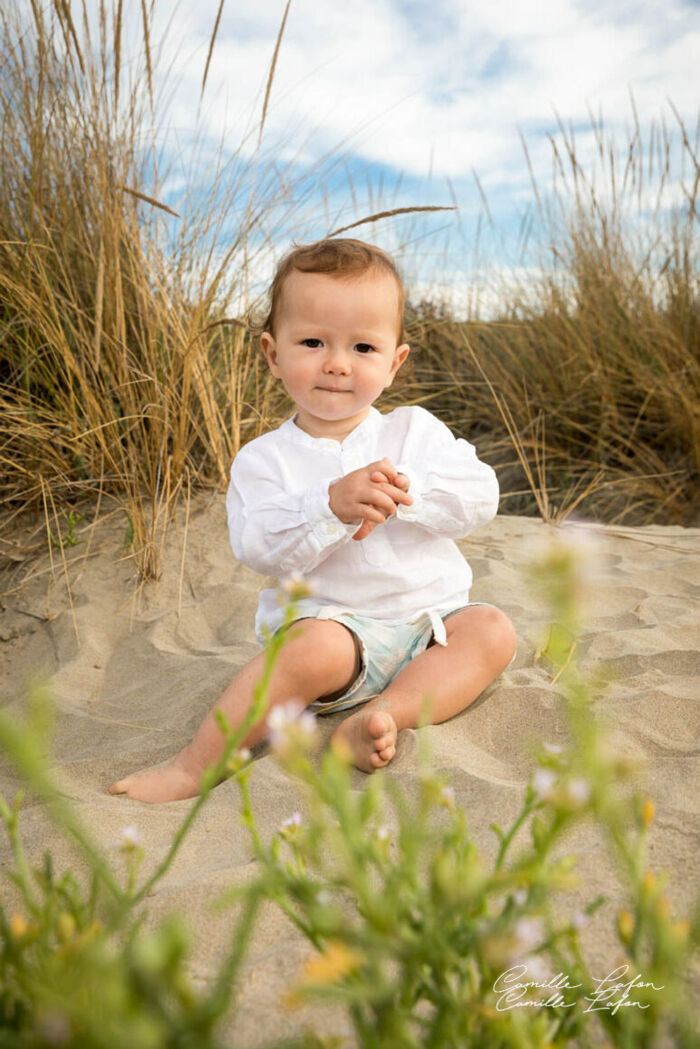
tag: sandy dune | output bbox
[1,501,698,1043]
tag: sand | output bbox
[1,500,699,1044]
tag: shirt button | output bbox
[324,440,337,451]
[325,521,339,535]
[402,504,415,516]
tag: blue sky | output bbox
[93,0,700,312]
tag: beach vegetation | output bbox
[409,111,700,525]
[1,537,698,1047]
[48,508,83,549]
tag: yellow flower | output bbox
[643,870,656,894]
[300,940,364,986]
[56,912,76,944]
[617,910,635,943]
[656,896,670,919]
[641,798,655,828]
[10,913,27,938]
[283,940,365,1011]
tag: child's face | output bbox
[261,268,410,439]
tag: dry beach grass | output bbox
[1,2,699,581]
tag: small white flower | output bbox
[226,746,253,776]
[513,889,528,906]
[571,911,589,931]
[520,953,550,982]
[281,811,303,830]
[278,573,313,601]
[543,742,564,755]
[376,825,390,841]
[440,786,456,809]
[119,825,141,849]
[267,701,301,732]
[559,520,603,558]
[513,917,545,951]
[566,777,592,806]
[532,768,557,799]
[36,1009,72,1046]
[267,700,317,749]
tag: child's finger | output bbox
[368,457,398,480]
[370,469,410,495]
[352,519,375,541]
[360,502,390,524]
[371,481,412,507]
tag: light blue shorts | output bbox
[285,601,497,715]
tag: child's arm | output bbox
[390,407,499,538]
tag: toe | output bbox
[108,781,126,795]
[370,751,389,768]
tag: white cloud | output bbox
[130,0,698,181]
[58,0,698,296]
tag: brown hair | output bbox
[261,237,406,342]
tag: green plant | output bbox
[0,603,321,1048]
[227,535,699,1048]
[0,543,698,1048]
[48,508,83,549]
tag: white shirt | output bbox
[226,405,499,640]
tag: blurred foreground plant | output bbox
[0,598,316,1049]
[1,543,699,1047]
[228,532,699,1048]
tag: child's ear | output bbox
[386,343,410,386]
[260,332,281,377]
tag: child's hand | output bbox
[352,467,411,540]
[329,458,412,541]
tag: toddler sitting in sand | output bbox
[110,238,517,803]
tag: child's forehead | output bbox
[278,267,400,314]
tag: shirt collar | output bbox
[279,407,382,450]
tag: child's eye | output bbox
[354,343,375,354]
[301,338,323,348]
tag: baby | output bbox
[110,238,517,803]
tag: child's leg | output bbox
[330,605,517,773]
[109,619,360,803]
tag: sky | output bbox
[63,0,700,312]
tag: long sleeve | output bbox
[226,445,358,577]
[227,409,495,640]
[393,407,499,538]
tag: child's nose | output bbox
[323,348,351,374]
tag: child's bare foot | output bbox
[109,762,201,804]
[331,706,398,772]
